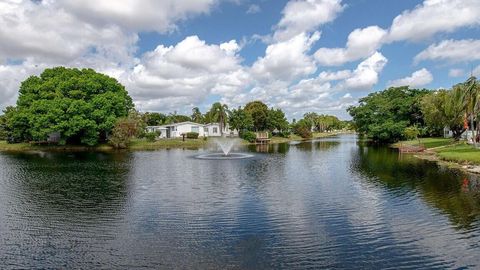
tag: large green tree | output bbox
[144,112,167,126]
[266,108,289,132]
[348,86,429,142]
[7,67,133,145]
[228,107,253,135]
[244,101,269,131]
[421,88,465,140]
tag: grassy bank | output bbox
[392,137,454,149]
[0,132,347,152]
[393,137,480,169]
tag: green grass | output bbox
[0,140,114,152]
[128,138,208,150]
[435,143,480,164]
[395,137,454,149]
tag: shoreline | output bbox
[391,139,480,175]
[0,132,348,153]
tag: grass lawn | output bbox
[435,143,480,164]
[395,137,454,149]
[129,138,209,150]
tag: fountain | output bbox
[196,137,253,160]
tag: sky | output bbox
[1,0,480,120]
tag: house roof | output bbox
[163,121,204,127]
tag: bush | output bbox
[109,116,140,149]
[241,131,257,143]
[145,132,156,142]
[295,126,312,138]
[277,131,291,138]
[186,132,199,139]
[404,126,420,140]
[293,119,312,138]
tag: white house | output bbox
[146,122,238,139]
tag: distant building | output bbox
[146,122,238,139]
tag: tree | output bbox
[348,86,429,142]
[208,102,229,135]
[109,111,144,149]
[144,112,167,126]
[6,67,133,145]
[0,113,6,141]
[191,107,204,123]
[460,76,479,146]
[244,101,269,131]
[228,107,253,135]
[166,112,191,123]
[292,119,312,138]
[267,108,289,132]
[421,88,465,140]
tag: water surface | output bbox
[0,135,479,269]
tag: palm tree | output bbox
[191,107,203,123]
[209,102,229,136]
[461,76,479,147]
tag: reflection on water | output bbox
[0,135,479,269]
[352,145,480,228]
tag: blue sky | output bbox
[1,0,479,119]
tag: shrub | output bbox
[145,132,156,142]
[241,131,256,143]
[109,117,140,149]
[186,132,199,139]
[404,126,420,140]
[278,131,291,138]
[293,119,312,138]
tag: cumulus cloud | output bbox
[388,0,480,42]
[414,39,480,63]
[340,52,388,90]
[60,0,218,33]
[273,0,345,41]
[0,0,137,65]
[251,32,320,82]
[313,0,480,66]
[124,36,248,111]
[314,26,387,66]
[388,68,433,87]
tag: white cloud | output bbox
[341,52,388,90]
[251,32,320,82]
[61,0,219,33]
[274,0,345,41]
[314,26,387,66]
[313,0,480,66]
[448,68,464,78]
[246,4,261,14]
[414,39,480,63]
[388,0,480,42]
[388,68,433,87]
[0,0,137,65]
[124,36,248,112]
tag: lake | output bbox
[0,134,479,269]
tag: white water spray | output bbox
[212,138,241,156]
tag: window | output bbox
[204,127,208,132]
[213,127,218,133]
[191,126,199,133]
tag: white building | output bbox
[146,122,238,139]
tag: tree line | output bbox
[348,76,480,143]
[0,67,350,147]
